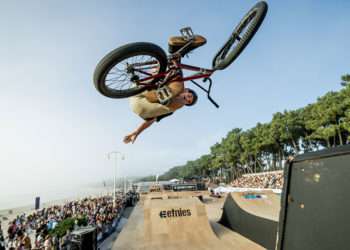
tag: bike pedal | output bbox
[180,27,194,41]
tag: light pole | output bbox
[124,176,126,195]
[107,151,125,207]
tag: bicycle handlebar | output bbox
[191,78,219,109]
[203,77,219,108]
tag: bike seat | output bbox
[168,35,207,55]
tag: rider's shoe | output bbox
[168,35,206,55]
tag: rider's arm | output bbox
[135,118,156,134]
[123,118,156,144]
[123,113,174,144]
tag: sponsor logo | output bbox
[159,208,192,218]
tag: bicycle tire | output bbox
[212,1,268,70]
[94,42,167,98]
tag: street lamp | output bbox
[107,151,125,207]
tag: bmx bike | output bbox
[93,1,268,108]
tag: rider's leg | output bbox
[144,80,184,103]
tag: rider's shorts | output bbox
[129,92,172,120]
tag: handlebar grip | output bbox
[208,96,219,108]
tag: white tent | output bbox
[169,178,180,183]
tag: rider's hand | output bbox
[123,132,138,144]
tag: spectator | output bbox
[44,235,53,250]
[22,232,32,250]
[0,224,6,250]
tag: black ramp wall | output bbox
[220,193,278,249]
[278,145,350,250]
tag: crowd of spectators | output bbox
[231,171,284,189]
[1,192,133,250]
[0,224,6,250]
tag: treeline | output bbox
[140,74,350,182]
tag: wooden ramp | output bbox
[113,196,263,250]
[220,191,280,250]
[231,191,280,221]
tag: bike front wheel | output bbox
[94,42,168,98]
[212,1,268,70]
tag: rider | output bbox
[123,72,198,144]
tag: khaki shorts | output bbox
[129,94,172,120]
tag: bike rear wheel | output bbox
[212,1,268,70]
[94,42,167,98]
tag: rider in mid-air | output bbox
[123,34,207,144]
[123,73,198,144]
[93,2,268,145]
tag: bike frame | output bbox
[127,26,220,108]
[133,59,220,108]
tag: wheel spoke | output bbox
[106,74,125,82]
[102,53,161,92]
[118,81,131,90]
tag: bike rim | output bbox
[219,9,258,61]
[103,54,162,92]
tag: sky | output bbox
[1,0,349,207]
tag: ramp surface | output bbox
[113,196,263,250]
[220,191,280,250]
